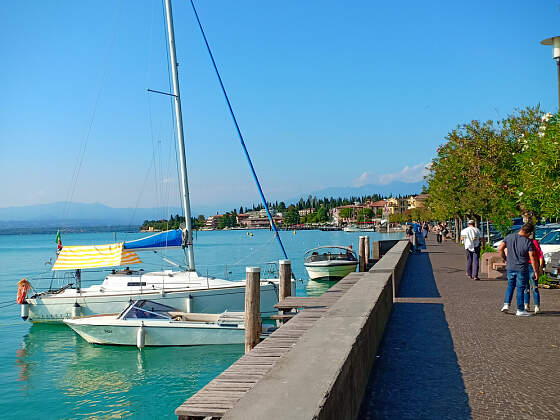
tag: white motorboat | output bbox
[17,0,293,324]
[64,299,245,347]
[303,246,358,281]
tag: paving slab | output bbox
[359,236,560,420]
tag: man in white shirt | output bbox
[461,220,482,280]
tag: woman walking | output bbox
[525,232,543,314]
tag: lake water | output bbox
[0,229,403,419]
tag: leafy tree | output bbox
[339,207,353,221]
[284,206,300,225]
[357,208,374,222]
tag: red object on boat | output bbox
[17,278,31,304]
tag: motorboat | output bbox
[64,299,245,347]
[303,246,358,280]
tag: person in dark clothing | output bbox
[498,223,539,317]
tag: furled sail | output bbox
[123,229,184,251]
[52,242,141,271]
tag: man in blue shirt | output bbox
[498,223,539,316]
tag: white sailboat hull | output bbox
[64,316,244,346]
[27,276,290,323]
[304,262,358,280]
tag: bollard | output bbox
[371,240,381,260]
[364,236,370,268]
[359,236,366,272]
[279,260,292,301]
[245,267,261,353]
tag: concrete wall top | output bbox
[223,271,392,420]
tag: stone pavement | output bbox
[358,237,560,420]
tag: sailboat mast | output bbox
[164,0,195,271]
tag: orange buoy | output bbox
[17,278,31,304]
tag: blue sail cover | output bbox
[124,229,183,251]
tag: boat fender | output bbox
[72,302,81,318]
[17,278,31,304]
[137,323,145,349]
[21,303,29,321]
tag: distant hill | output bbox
[292,181,426,202]
[0,202,189,228]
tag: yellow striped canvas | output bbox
[52,242,142,270]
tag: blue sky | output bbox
[1,0,559,213]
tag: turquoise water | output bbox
[0,229,403,419]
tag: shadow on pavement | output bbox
[398,252,440,298]
[357,303,471,420]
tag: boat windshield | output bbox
[304,247,357,263]
[120,300,177,320]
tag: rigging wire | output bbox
[160,0,185,224]
[62,1,124,221]
[188,0,289,260]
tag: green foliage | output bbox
[357,207,374,222]
[284,206,300,226]
[217,213,238,229]
[480,243,496,256]
[339,207,353,220]
[538,273,554,285]
[425,106,554,230]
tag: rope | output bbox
[188,0,289,261]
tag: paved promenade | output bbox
[359,237,560,420]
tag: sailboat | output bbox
[18,0,292,323]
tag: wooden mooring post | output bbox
[359,236,366,272]
[372,240,381,260]
[364,235,370,268]
[279,259,291,301]
[245,267,261,353]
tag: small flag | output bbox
[55,230,62,252]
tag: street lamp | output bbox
[541,36,560,109]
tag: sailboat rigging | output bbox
[17,0,293,323]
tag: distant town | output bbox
[140,193,428,231]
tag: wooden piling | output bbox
[364,236,370,268]
[371,240,381,260]
[279,260,292,301]
[359,236,366,272]
[245,267,261,353]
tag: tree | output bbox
[339,207,353,221]
[357,208,374,222]
[284,206,300,225]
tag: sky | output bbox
[1,0,559,214]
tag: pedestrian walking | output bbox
[406,224,414,248]
[422,222,429,240]
[498,223,539,317]
[461,220,481,280]
[524,232,543,314]
[435,223,443,243]
[441,223,448,242]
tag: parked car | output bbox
[539,229,560,265]
[536,223,560,241]
[492,226,522,248]
[544,250,560,280]
[492,224,560,248]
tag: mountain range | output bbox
[0,181,425,229]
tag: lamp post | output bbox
[541,36,560,109]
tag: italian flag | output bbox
[55,230,62,251]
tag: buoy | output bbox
[71,302,81,318]
[137,323,145,349]
[293,230,296,235]
[21,303,29,321]
[250,232,253,237]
